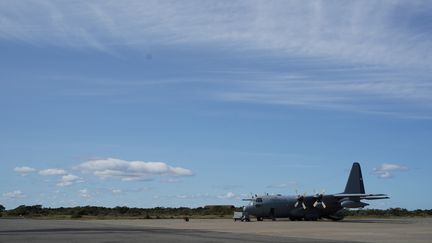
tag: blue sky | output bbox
[1,1,431,210]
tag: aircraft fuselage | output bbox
[243,195,344,221]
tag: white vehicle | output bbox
[233,211,250,222]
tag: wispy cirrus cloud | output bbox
[374,163,409,179]
[1,1,431,118]
[1,1,430,68]
[215,69,432,118]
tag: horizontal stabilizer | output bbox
[334,193,387,197]
[362,196,390,200]
[334,193,389,200]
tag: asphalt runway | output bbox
[0,218,431,243]
[0,219,341,243]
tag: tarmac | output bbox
[0,218,431,243]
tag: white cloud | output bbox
[129,161,169,173]
[374,163,409,179]
[57,174,82,187]
[39,168,67,176]
[78,158,193,181]
[3,190,25,199]
[111,188,122,194]
[79,188,91,198]
[168,167,194,176]
[267,181,298,189]
[14,166,36,175]
[175,193,212,200]
[218,192,236,199]
[161,178,181,183]
[78,158,129,171]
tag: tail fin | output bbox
[343,162,365,194]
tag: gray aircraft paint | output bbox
[241,162,388,221]
[343,162,365,194]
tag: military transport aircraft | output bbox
[241,162,389,221]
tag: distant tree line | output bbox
[345,208,432,217]
[0,204,431,218]
[0,204,239,218]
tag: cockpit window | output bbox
[256,198,263,203]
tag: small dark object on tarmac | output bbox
[184,217,189,222]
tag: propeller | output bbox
[313,190,326,208]
[294,192,307,209]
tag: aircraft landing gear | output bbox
[331,217,343,221]
[270,208,276,221]
[257,217,263,221]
